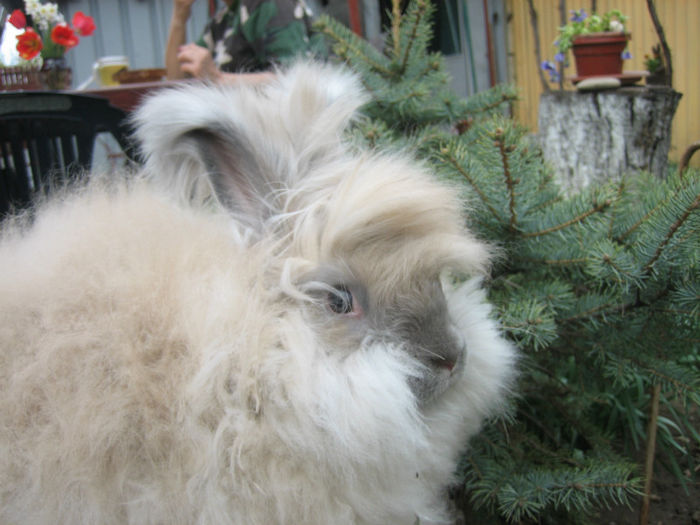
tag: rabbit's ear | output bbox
[183,126,275,229]
[132,61,367,228]
[132,85,283,230]
[270,61,368,156]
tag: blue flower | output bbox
[570,9,587,22]
[554,52,565,63]
[621,50,632,60]
[541,61,560,82]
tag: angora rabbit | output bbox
[0,61,516,525]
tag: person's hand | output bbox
[172,0,197,20]
[173,0,197,11]
[176,43,222,81]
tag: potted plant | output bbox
[542,8,631,82]
[644,44,668,85]
[6,0,96,90]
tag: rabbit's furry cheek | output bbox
[0,61,517,525]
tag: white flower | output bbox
[24,0,40,18]
[609,20,624,33]
[25,1,64,31]
[240,5,249,24]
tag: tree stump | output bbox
[537,87,682,193]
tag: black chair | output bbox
[0,92,135,217]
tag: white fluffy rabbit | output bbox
[0,62,516,525]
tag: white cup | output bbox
[95,56,129,86]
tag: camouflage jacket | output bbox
[196,0,318,72]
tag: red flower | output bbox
[51,24,79,49]
[16,28,43,60]
[8,9,27,29]
[72,11,96,36]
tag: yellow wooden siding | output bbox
[506,0,700,168]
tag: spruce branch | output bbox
[650,306,699,317]
[608,177,628,238]
[615,199,661,243]
[459,85,518,119]
[633,358,700,397]
[585,240,645,289]
[492,128,518,232]
[643,192,700,273]
[474,94,515,114]
[398,0,429,73]
[523,199,611,238]
[491,465,641,522]
[561,300,620,324]
[313,15,393,75]
[536,257,589,266]
[435,145,502,221]
[560,290,666,328]
[614,177,691,243]
[391,0,402,59]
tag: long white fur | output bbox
[0,61,517,525]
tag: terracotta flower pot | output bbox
[571,32,630,78]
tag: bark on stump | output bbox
[538,87,682,193]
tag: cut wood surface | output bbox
[538,87,682,192]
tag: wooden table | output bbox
[78,80,181,113]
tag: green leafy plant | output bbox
[644,44,663,73]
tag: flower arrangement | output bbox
[8,0,96,62]
[541,8,630,83]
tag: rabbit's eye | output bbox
[328,285,354,315]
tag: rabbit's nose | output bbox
[431,352,459,372]
[432,356,455,371]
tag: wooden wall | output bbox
[507,0,699,167]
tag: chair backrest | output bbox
[0,92,134,217]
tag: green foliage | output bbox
[314,1,516,129]
[315,2,700,523]
[644,44,663,74]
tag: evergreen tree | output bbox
[315,1,700,522]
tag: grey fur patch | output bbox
[376,278,465,404]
